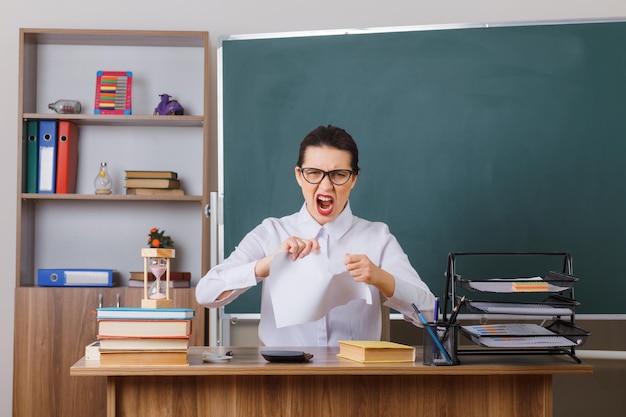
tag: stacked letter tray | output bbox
[463,295,579,316]
[456,271,578,293]
[460,320,590,349]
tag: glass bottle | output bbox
[48,99,82,114]
[94,162,112,195]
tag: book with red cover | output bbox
[129,271,191,281]
[127,279,190,288]
[55,121,79,193]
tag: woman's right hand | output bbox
[280,236,320,260]
[254,236,319,278]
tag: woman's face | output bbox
[295,145,357,225]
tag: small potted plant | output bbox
[141,228,175,308]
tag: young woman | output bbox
[196,125,435,346]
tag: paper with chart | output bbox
[267,252,372,328]
[461,323,576,348]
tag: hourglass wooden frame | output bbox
[141,248,175,308]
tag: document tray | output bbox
[460,321,589,349]
[463,295,579,316]
[545,320,591,346]
[456,271,578,293]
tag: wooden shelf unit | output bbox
[13,28,211,417]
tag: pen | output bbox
[433,297,439,324]
[411,303,452,364]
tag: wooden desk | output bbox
[70,346,592,417]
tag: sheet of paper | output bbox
[267,252,372,328]
[466,277,570,293]
[469,301,574,316]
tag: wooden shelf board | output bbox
[22,113,204,127]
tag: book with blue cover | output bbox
[96,307,195,320]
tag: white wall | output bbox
[2,0,626,414]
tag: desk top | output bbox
[70,346,593,377]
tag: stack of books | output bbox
[127,271,192,288]
[96,307,195,366]
[124,170,183,196]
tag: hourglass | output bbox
[141,248,175,308]
[148,257,168,300]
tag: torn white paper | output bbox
[267,252,372,328]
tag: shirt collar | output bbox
[296,202,354,240]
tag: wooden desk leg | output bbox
[543,375,553,417]
[107,377,116,417]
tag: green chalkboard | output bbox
[220,20,626,315]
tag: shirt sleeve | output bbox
[195,222,272,308]
[195,261,257,307]
[371,224,436,327]
[384,276,435,326]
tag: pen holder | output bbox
[422,322,459,366]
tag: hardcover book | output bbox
[336,340,416,363]
[98,318,192,338]
[98,336,189,351]
[129,271,191,281]
[124,178,180,189]
[127,279,190,288]
[96,307,195,320]
[125,170,178,179]
[99,350,188,366]
[126,187,185,196]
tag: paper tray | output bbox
[463,295,579,316]
[545,320,591,346]
[460,321,590,349]
[456,271,578,293]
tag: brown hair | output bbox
[296,125,360,173]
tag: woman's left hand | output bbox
[343,253,395,297]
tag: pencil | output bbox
[442,296,465,341]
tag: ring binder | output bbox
[37,268,114,287]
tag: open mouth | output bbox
[316,194,334,216]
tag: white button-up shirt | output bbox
[196,203,435,346]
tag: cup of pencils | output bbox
[422,322,459,366]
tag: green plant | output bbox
[147,228,174,249]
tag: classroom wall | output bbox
[2,1,626,415]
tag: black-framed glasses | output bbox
[298,167,356,186]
